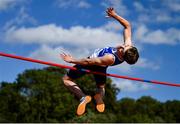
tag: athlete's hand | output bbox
[106,7,117,18]
[60,52,74,63]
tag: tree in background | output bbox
[0,67,119,122]
[0,67,180,123]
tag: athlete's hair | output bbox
[124,47,139,64]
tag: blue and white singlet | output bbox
[89,47,124,66]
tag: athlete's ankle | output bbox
[76,95,92,116]
[80,95,91,102]
[80,96,86,102]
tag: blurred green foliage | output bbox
[0,67,180,123]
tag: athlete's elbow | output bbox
[125,22,131,29]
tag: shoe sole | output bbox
[76,96,92,116]
[96,103,105,112]
[94,94,105,112]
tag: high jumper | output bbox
[60,7,139,116]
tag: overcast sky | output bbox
[0,0,180,101]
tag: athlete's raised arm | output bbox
[106,7,132,46]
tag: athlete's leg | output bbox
[94,83,105,112]
[63,64,92,116]
[63,75,92,116]
[93,66,107,113]
[62,75,85,99]
[96,84,105,97]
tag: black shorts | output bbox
[67,64,107,85]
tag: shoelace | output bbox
[80,96,86,104]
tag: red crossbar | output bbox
[0,52,180,87]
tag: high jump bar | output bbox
[0,52,180,87]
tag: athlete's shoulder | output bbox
[100,54,115,66]
[102,54,115,63]
[103,53,114,58]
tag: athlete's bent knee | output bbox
[63,75,70,81]
[62,75,72,86]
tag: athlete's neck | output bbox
[117,47,124,61]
